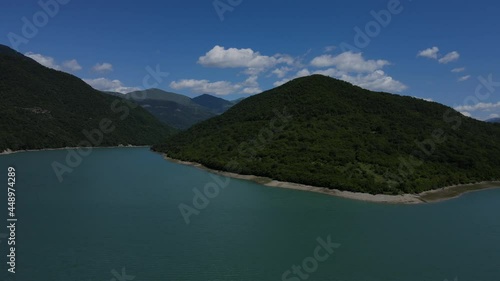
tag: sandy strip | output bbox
[161,154,500,204]
[0,145,149,155]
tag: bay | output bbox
[0,147,498,281]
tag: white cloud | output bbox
[324,45,336,52]
[455,102,500,112]
[170,79,242,96]
[417,47,440,59]
[460,111,472,117]
[25,52,60,70]
[458,75,471,82]
[439,51,460,64]
[197,45,297,75]
[334,70,407,93]
[271,67,292,78]
[242,87,262,94]
[451,67,465,73]
[25,52,82,72]
[273,78,291,87]
[62,59,82,72]
[489,113,499,119]
[273,69,312,87]
[198,45,276,69]
[310,52,390,73]
[83,78,139,94]
[92,63,113,73]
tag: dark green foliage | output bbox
[0,45,175,152]
[153,75,500,194]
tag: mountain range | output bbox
[104,89,239,130]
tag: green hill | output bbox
[0,45,175,152]
[121,89,217,130]
[153,75,500,195]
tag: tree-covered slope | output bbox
[153,75,500,194]
[0,45,175,151]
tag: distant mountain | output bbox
[102,91,123,97]
[192,94,234,114]
[121,89,217,130]
[0,44,175,152]
[486,118,500,123]
[153,74,500,195]
[231,97,246,104]
[126,89,193,106]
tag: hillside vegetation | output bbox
[0,45,175,151]
[153,75,500,194]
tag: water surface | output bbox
[0,147,498,281]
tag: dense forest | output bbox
[0,45,175,151]
[153,75,500,195]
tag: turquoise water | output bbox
[0,147,499,281]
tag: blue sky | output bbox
[1,0,500,120]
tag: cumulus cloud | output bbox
[92,62,113,73]
[271,67,292,78]
[25,52,82,72]
[310,52,390,73]
[458,75,471,82]
[455,101,500,112]
[242,87,262,94]
[62,59,82,71]
[273,69,312,87]
[451,67,466,73]
[170,74,263,96]
[170,79,241,96]
[305,51,406,92]
[335,70,407,93]
[439,51,460,64]
[198,45,276,69]
[417,47,440,59]
[25,52,61,70]
[197,45,296,75]
[489,113,499,119]
[83,78,139,94]
[460,111,472,117]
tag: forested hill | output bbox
[0,44,175,152]
[153,74,500,195]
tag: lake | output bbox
[0,147,499,281]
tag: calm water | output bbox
[0,147,499,281]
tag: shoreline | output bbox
[160,154,500,204]
[0,145,150,156]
